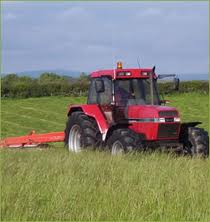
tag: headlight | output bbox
[174,117,181,122]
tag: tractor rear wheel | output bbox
[64,111,101,152]
[107,128,141,155]
[182,127,209,157]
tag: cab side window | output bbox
[87,77,112,105]
[98,77,112,105]
[87,79,97,104]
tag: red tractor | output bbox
[64,62,209,156]
[0,62,208,157]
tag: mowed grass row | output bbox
[1,96,86,137]
[1,93,209,221]
[165,93,209,131]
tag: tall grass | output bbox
[1,149,209,221]
[1,93,209,221]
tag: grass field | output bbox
[1,93,209,221]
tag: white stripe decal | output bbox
[127,118,176,123]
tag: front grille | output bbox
[165,118,174,122]
[159,111,178,117]
[158,123,179,138]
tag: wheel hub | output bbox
[68,125,82,152]
[112,140,124,155]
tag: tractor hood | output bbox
[128,105,179,119]
[127,105,181,140]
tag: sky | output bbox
[1,1,209,75]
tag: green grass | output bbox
[1,93,209,221]
[1,96,86,138]
[165,93,209,132]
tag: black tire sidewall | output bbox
[65,112,85,149]
[107,128,140,154]
[65,111,101,150]
[187,127,209,157]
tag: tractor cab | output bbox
[88,63,165,119]
[88,62,160,106]
[87,62,181,141]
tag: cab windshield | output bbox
[115,78,160,106]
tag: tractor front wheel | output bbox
[65,111,101,152]
[182,127,209,157]
[107,128,141,155]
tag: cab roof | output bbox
[90,68,157,79]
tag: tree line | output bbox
[158,80,209,95]
[1,72,209,98]
[1,72,89,98]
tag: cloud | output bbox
[138,8,162,17]
[59,6,88,20]
[1,1,208,74]
[3,12,17,21]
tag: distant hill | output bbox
[178,73,208,81]
[12,69,82,78]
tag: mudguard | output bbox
[180,122,202,128]
[67,104,109,140]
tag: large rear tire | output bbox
[64,112,101,152]
[182,127,209,157]
[107,128,141,155]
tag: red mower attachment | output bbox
[0,131,65,148]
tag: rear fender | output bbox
[67,104,109,140]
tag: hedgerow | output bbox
[1,73,208,98]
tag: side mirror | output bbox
[174,78,180,91]
[95,79,105,93]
